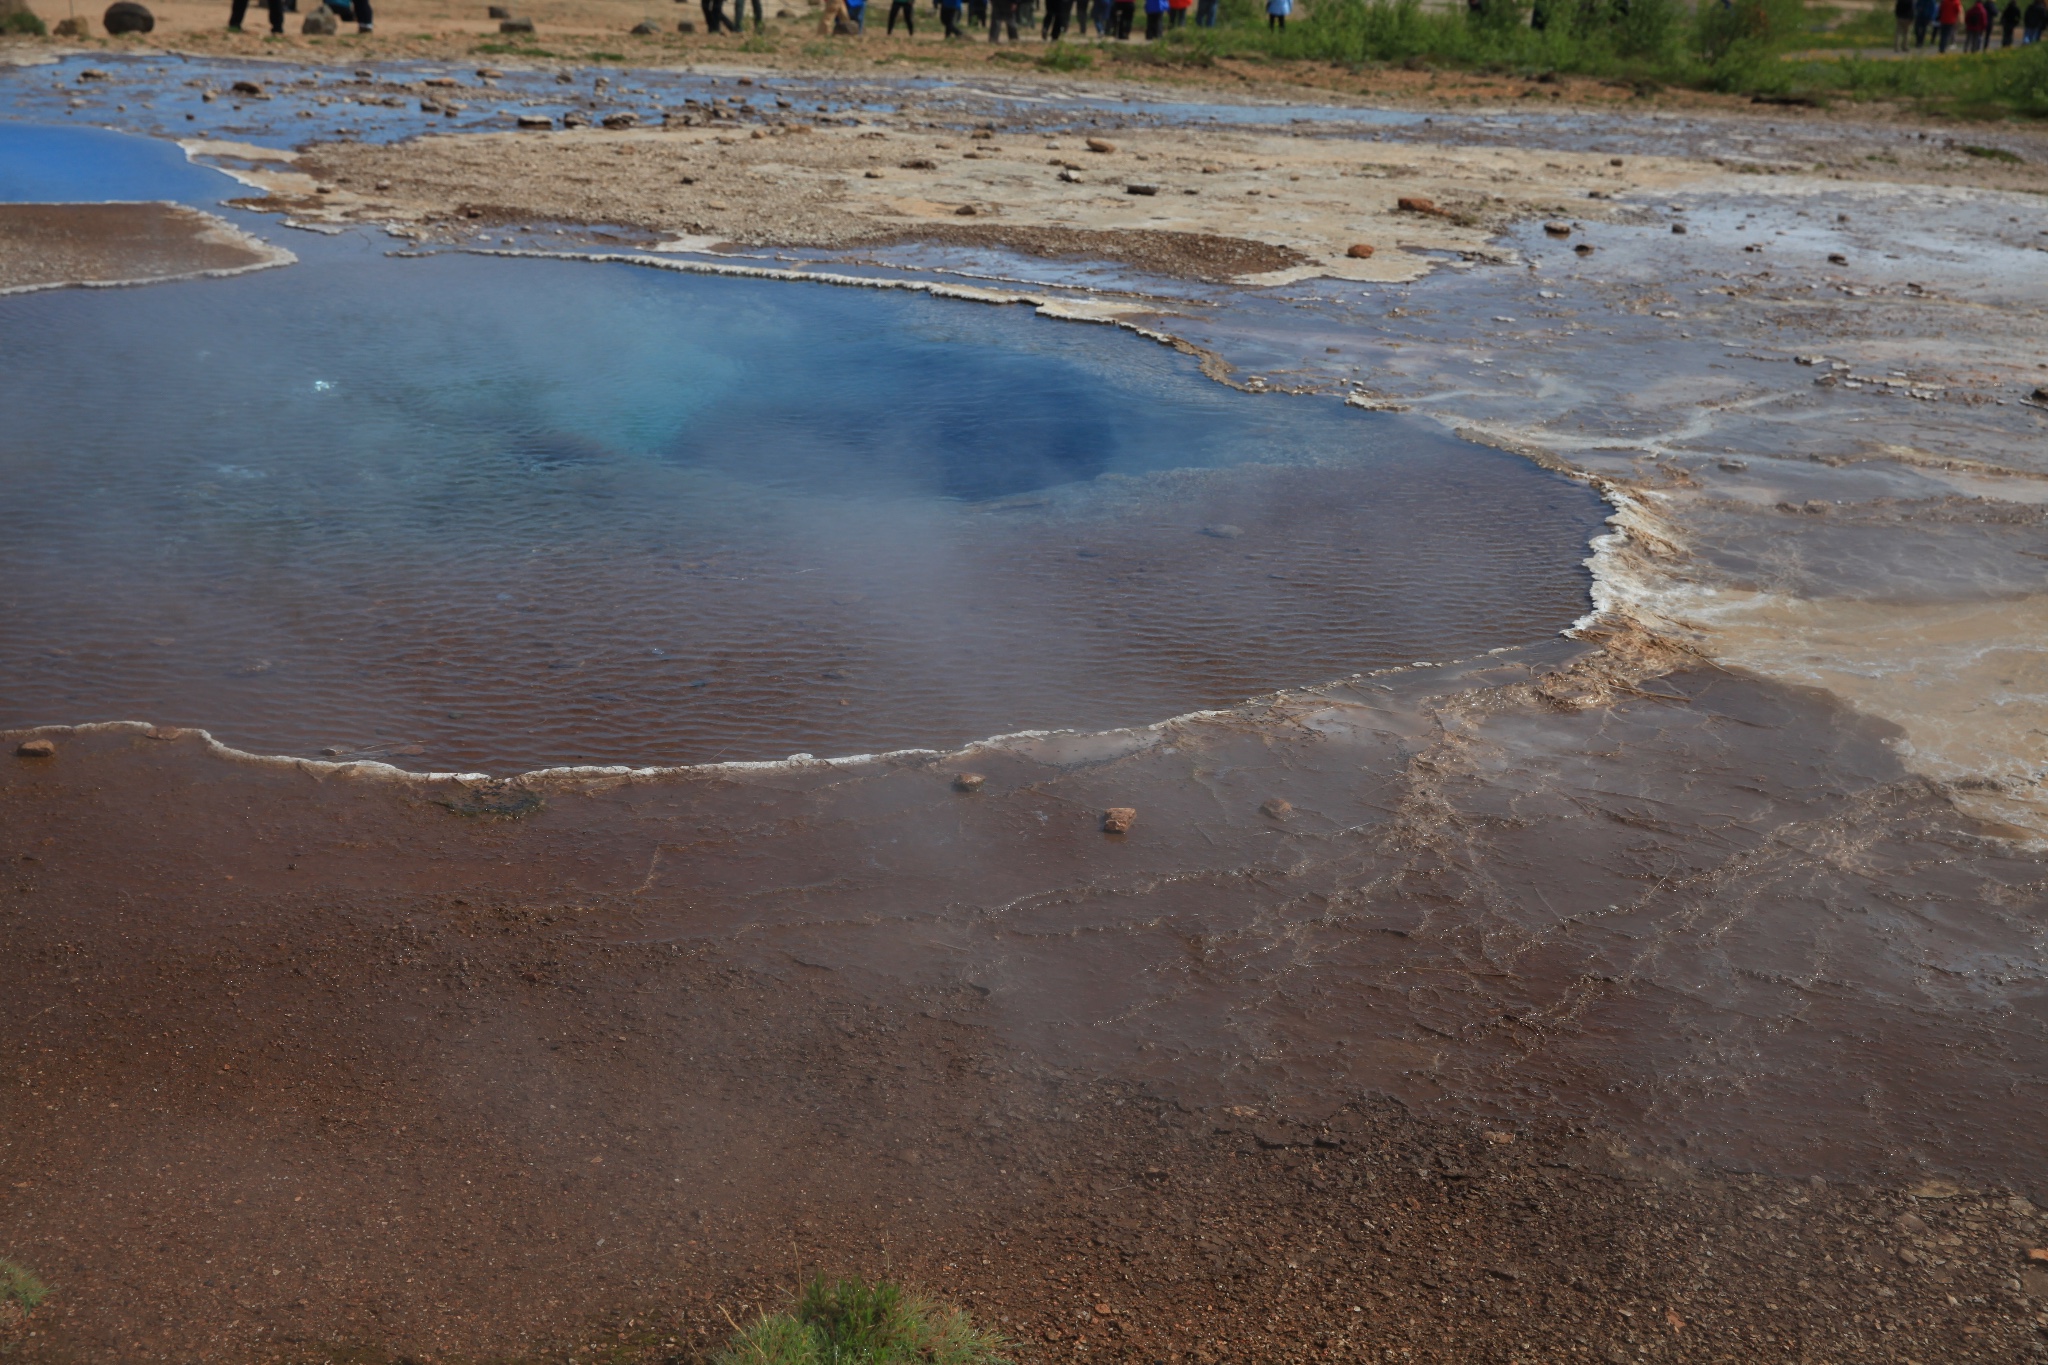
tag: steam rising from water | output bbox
[0,249,1605,771]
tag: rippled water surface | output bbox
[0,241,1605,770]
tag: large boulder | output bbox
[301,6,337,30]
[102,0,154,30]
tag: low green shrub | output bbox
[714,1278,1007,1365]
[0,1259,48,1318]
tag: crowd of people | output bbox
[808,0,1276,39]
[1894,0,2046,51]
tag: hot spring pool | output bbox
[0,128,1607,771]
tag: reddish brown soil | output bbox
[0,202,282,294]
[3,719,2046,1363]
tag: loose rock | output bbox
[231,79,265,96]
[486,3,508,13]
[1671,222,1687,234]
[301,8,337,33]
[1398,195,1447,216]
[1085,137,1115,153]
[1543,220,1572,236]
[952,773,986,793]
[516,114,552,129]
[601,111,639,128]
[54,14,90,33]
[1574,242,1595,254]
[101,0,153,31]
[14,739,56,759]
[1125,184,1159,196]
[1101,807,1137,834]
[1345,243,1375,259]
[1259,798,1293,819]
[498,15,534,30]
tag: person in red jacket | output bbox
[1936,0,1961,49]
[1964,0,1992,47]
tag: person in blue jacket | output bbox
[1143,0,1166,37]
[1913,0,1937,44]
[1267,0,1290,26]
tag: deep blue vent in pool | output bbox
[0,240,1608,772]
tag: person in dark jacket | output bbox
[1894,0,1915,48]
[2026,0,2047,39]
[2000,0,2020,42]
[1914,0,1937,44]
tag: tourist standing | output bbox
[987,0,1017,39]
[1964,0,1988,46]
[845,0,866,30]
[227,0,283,31]
[2026,0,2045,38]
[1936,0,1959,50]
[1194,0,1216,22]
[938,0,963,33]
[888,0,914,33]
[1109,0,1133,35]
[1041,0,1070,37]
[1092,0,1111,31]
[1143,0,1165,38]
[1894,0,1914,48]
[1914,0,1936,44]
[734,0,762,28]
[1167,0,1190,28]
[1267,0,1289,28]
[2000,0,2020,40]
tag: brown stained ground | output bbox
[4,640,2048,1362]
[0,201,290,293]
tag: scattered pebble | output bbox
[1345,243,1375,259]
[14,738,56,758]
[1101,807,1137,834]
[1085,137,1116,153]
[952,773,986,793]
[1259,798,1292,819]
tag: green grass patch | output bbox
[1962,141,2025,161]
[1119,0,2048,118]
[1038,41,1095,69]
[739,31,780,50]
[714,1278,1007,1365]
[2,9,49,32]
[1,1259,49,1318]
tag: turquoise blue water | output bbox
[0,120,1604,772]
[0,120,236,202]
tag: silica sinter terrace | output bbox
[1,245,1605,772]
